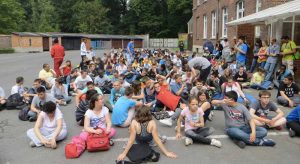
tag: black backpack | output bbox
[18,106,30,121]
[127,144,160,163]
[75,100,89,126]
[6,93,25,109]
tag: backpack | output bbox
[18,106,30,121]
[127,143,160,163]
[6,93,25,109]
[75,100,89,126]
[65,136,86,159]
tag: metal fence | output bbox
[149,38,178,48]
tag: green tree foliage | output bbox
[73,0,112,34]
[1,0,192,37]
[0,0,25,34]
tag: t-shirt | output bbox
[51,84,68,98]
[94,75,110,87]
[234,72,248,82]
[40,108,66,131]
[278,83,300,97]
[32,93,56,109]
[286,106,300,122]
[110,88,125,105]
[188,57,211,70]
[81,86,103,95]
[181,107,204,131]
[74,75,93,90]
[112,96,136,125]
[39,69,55,80]
[281,41,297,61]
[85,107,109,129]
[170,82,187,98]
[220,103,251,128]
[250,100,278,117]
[127,42,134,54]
[236,44,248,63]
[0,87,5,98]
[267,44,280,63]
[11,85,25,96]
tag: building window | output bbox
[283,16,300,45]
[236,1,244,19]
[211,11,216,39]
[197,0,201,6]
[196,17,200,39]
[29,39,32,47]
[255,0,262,38]
[222,7,228,38]
[203,15,207,39]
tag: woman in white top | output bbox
[27,101,67,148]
[80,94,116,141]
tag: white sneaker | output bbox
[29,141,36,147]
[174,123,185,131]
[185,137,193,146]
[159,118,173,127]
[208,111,214,121]
[210,138,222,148]
[167,111,175,116]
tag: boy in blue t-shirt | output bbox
[112,87,142,127]
[286,106,300,137]
[234,36,248,69]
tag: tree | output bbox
[30,0,59,32]
[73,0,112,34]
[0,0,25,34]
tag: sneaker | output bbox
[210,139,222,148]
[208,111,214,121]
[174,123,185,131]
[159,118,173,127]
[289,128,296,137]
[260,138,276,147]
[233,140,246,149]
[62,101,67,106]
[109,139,114,146]
[275,125,283,131]
[185,137,193,146]
[29,141,36,147]
[167,111,175,117]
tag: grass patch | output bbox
[0,48,14,54]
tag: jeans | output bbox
[259,61,266,69]
[286,121,300,136]
[28,111,37,120]
[250,58,258,73]
[185,127,213,144]
[277,95,300,106]
[250,81,272,90]
[27,127,67,147]
[226,126,267,145]
[264,62,277,81]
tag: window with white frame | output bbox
[211,11,216,38]
[283,16,300,46]
[196,17,200,39]
[255,0,262,37]
[203,15,207,39]
[236,1,244,19]
[197,0,201,6]
[222,7,228,37]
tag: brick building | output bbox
[192,0,299,51]
[192,0,300,82]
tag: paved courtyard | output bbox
[0,51,299,164]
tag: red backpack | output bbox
[86,129,110,152]
[65,136,86,159]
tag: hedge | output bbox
[0,48,14,54]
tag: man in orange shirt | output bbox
[51,38,65,77]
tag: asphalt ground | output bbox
[0,51,299,164]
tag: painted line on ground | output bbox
[112,131,289,142]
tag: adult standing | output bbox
[50,38,65,77]
[221,38,231,63]
[280,36,297,74]
[126,39,134,64]
[234,36,248,69]
[188,56,211,83]
[264,38,280,81]
[80,38,87,62]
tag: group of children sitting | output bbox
[0,47,300,162]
